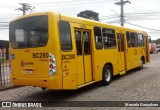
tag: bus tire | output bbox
[139,58,144,70]
[41,87,46,90]
[101,65,112,86]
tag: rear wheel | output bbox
[139,58,144,70]
[101,65,112,86]
[41,87,46,90]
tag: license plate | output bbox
[25,70,33,74]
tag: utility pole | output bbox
[115,0,130,26]
[15,3,35,15]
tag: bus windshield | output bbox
[9,15,48,49]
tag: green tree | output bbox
[155,38,160,45]
[148,37,152,43]
[77,10,99,21]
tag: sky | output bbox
[0,0,160,40]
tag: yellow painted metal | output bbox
[10,11,150,90]
[77,56,85,85]
[119,71,126,75]
[117,34,125,72]
[84,55,92,83]
[74,29,93,85]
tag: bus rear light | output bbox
[50,59,55,63]
[49,70,56,76]
[49,53,56,76]
[49,64,54,69]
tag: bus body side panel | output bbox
[60,22,78,89]
[94,49,119,79]
[125,31,138,71]
[125,31,149,71]
[48,12,63,90]
[61,51,78,89]
[93,26,119,81]
[61,21,95,89]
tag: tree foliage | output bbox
[149,38,160,47]
[77,10,99,21]
[155,38,160,44]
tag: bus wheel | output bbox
[41,87,46,90]
[139,59,143,70]
[101,65,112,86]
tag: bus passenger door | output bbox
[117,34,125,71]
[75,29,93,86]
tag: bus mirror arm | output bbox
[96,42,103,49]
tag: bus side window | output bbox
[102,28,116,49]
[75,30,82,55]
[59,21,72,51]
[126,31,131,48]
[130,32,138,47]
[83,32,90,55]
[94,27,103,49]
[138,33,144,47]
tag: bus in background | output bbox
[9,12,150,90]
[149,43,158,54]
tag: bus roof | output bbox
[10,11,148,35]
[60,13,147,34]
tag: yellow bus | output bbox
[9,12,150,90]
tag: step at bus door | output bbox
[74,29,93,86]
[117,34,125,71]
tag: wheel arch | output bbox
[103,62,113,75]
[101,62,113,86]
[141,56,145,64]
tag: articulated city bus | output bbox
[9,12,150,90]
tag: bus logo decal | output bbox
[20,61,34,67]
[21,61,25,67]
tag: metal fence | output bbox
[0,43,12,89]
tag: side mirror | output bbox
[96,42,103,49]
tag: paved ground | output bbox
[0,53,160,110]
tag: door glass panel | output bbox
[75,30,82,55]
[118,35,124,52]
[118,35,121,52]
[83,32,90,55]
[121,35,124,51]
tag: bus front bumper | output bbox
[10,75,62,90]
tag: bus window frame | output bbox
[94,26,103,50]
[58,20,73,52]
[138,33,145,47]
[130,32,138,48]
[102,27,117,49]
[9,15,49,49]
[126,31,132,48]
